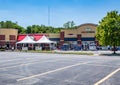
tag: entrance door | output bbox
[6,42,10,49]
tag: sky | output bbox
[0,0,120,28]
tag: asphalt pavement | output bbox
[0,51,120,85]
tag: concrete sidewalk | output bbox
[54,50,120,55]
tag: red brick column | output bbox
[95,37,99,46]
[60,31,64,46]
[95,41,99,46]
[77,34,81,45]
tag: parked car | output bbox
[60,44,69,51]
[111,47,118,51]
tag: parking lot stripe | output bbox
[0,58,22,63]
[0,59,66,70]
[94,68,120,85]
[85,63,119,68]
[17,62,89,81]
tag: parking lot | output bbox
[0,52,120,85]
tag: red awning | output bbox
[17,34,47,41]
[17,35,26,41]
[34,35,42,41]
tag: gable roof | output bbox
[16,35,36,44]
[36,35,55,43]
[17,34,47,41]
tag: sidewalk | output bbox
[54,50,120,55]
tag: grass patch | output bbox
[55,52,93,55]
[20,50,93,55]
[100,53,120,56]
[21,50,54,53]
[0,48,5,51]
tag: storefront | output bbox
[0,23,98,51]
[0,28,18,49]
[59,23,98,50]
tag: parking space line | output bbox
[85,63,119,68]
[0,59,23,63]
[94,68,120,85]
[17,62,89,81]
[0,59,73,70]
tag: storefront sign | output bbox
[81,31,95,33]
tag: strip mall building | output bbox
[0,23,99,49]
[0,28,18,49]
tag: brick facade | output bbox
[0,28,18,48]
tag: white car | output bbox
[89,45,97,50]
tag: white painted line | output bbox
[86,63,119,68]
[0,59,22,63]
[0,59,68,70]
[94,68,120,85]
[17,62,89,81]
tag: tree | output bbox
[0,21,25,34]
[71,21,75,28]
[26,25,63,34]
[96,10,120,54]
[26,26,32,33]
[63,21,75,29]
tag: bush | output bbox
[0,48,5,51]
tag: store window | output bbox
[0,35,5,40]
[10,35,16,40]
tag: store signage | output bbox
[81,31,95,33]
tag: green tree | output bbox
[96,10,120,54]
[0,21,25,34]
[26,24,62,34]
[71,21,75,28]
[63,21,75,29]
[26,26,32,33]
[0,21,5,28]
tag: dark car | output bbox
[111,47,118,51]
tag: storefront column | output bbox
[60,31,64,46]
[95,37,99,46]
[77,34,81,45]
[95,41,99,46]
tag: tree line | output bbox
[0,21,76,34]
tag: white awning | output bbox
[36,35,56,43]
[16,35,36,44]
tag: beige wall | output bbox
[77,23,97,37]
[0,28,18,41]
[61,29,77,38]
[48,33,60,38]
[61,23,97,38]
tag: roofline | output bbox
[18,33,48,36]
[0,28,18,30]
[77,23,98,28]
